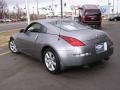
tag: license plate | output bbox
[95,42,107,54]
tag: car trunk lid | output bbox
[60,29,105,42]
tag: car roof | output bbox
[82,4,99,10]
[33,19,72,24]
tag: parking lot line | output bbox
[0,51,11,56]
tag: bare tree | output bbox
[0,0,7,19]
[15,5,25,20]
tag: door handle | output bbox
[35,34,39,40]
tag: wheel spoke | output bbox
[51,61,56,66]
[13,47,17,52]
[10,41,14,45]
[50,64,55,71]
[48,62,52,69]
[46,53,50,59]
[48,52,52,58]
[51,56,55,61]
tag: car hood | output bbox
[60,29,107,41]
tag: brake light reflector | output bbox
[60,35,85,47]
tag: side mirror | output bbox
[19,29,25,33]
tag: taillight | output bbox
[60,35,85,47]
[84,16,91,21]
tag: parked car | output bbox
[5,19,12,22]
[0,19,6,23]
[109,14,120,21]
[11,19,17,22]
[79,4,102,28]
[0,19,4,23]
[9,19,113,74]
[0,19,12,23]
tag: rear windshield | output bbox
[85,10,101,16]
[50,20,90,31]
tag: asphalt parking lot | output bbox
[0,21,120,90]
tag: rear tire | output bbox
[43,48,61,74]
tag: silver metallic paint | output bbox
[10,19,113,68]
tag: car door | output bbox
[17,23,42,56]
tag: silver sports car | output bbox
[9,19,113,74]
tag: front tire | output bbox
[9,39,19,53]
[114,19,117,21]
[43,48,61,74]
[104,57,110,61]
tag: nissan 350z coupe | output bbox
[9,19,113,74]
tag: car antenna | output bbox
[58,19,62,40]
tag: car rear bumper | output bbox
[83,21,101,25]
[57,44,113,67]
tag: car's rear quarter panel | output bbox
[57,33,113,66]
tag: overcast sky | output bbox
[6,0,107,7]
[5,0,120,14]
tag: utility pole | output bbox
[113,0,114,14]
[108,0,110,19]
[52,0,54,16]
[25,0,30,24]
[61,0,63,18]
[33,6,34,15]
[117,0,118,14]
[36,0,39,15]
[13,6,17,20]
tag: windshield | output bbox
[50,20,90,31]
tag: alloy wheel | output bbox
[43,48,61,74]
[9,39,18,53]
[44,51,57,71]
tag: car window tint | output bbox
[27,23,47,33]
[34,24,42,29]
[27,23,41,32]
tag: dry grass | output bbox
[0,30,18,47]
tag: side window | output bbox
[26,23,47,33]
[27,23,42,32]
